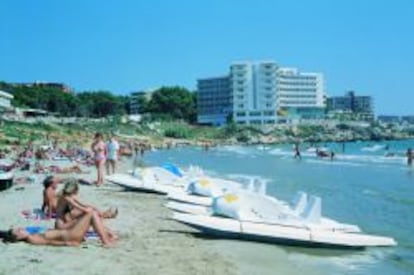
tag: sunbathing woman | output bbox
[55,179,118,230]
[0,211,115,247]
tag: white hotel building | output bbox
[231,61,278,124]
[197,61,326,125]
[277,67,325,121]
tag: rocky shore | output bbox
[1,118,414,151]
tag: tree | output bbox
[77,91,127,117]
[146,86,196,123]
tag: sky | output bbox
[0,0,413,115]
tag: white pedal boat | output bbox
[106,173,180,194]
[167,176,257,205]
[173,212,397,249]
[167,193,361,233]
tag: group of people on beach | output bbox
[1,176,118,247]
[0,132,147,247]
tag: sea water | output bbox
[143,139,414,275]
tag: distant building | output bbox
[196,61,326,125]
[17,108,48,117]
[401,116,414,124]
[0,90,14,111]
[197,76,232,125]
[129,91,152,115]
[327,91,374,121]
[377,115,400,124]
[231,61,278,125]
[277,67,325,121]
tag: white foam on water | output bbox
[361,144,386,152]
[287,249,382,274]
[215,145,251,155]
[268,148,294,156]
[226,173,272,186]
[362,189,380,197]
[306,159,363,167]
[338,154,405,165]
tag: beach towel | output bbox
[21,208,55,220]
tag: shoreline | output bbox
[1,119,414,152]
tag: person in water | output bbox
[293,142,301,160]
[55,179,118,231]
[91,132,107,186]
[407,148,413,166]
[0,211,116,247]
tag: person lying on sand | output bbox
[55,179,118,231]
[0,158,30,172]
[34,163,88,174]
[0,211,117,247]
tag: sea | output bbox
[142,139,414,275]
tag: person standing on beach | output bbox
[91,132,106,186]
[106,134,120,175]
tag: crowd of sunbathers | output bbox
[0,176,119,247]
[0,133,155,248]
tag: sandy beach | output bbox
[0,158,236,275]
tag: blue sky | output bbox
[0,0,413,115]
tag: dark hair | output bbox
[0,229,17,243]
[94,132,103,139]
[43,175,54,188]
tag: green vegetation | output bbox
[0,82,196,123]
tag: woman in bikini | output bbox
[1,210,115,247]
[55,179,117,231]
[91,132,106,186]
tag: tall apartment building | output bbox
[197,76,232,125]
[277,68,325,120]
[231,61,278,124]
[196,61,326,125]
